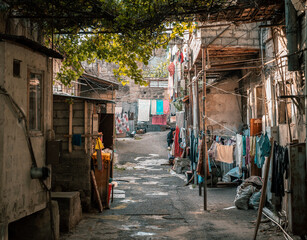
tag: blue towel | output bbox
[72,134,82,146]
[156,100,164,115]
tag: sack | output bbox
[234,184,255,210]
[249,191,261,210]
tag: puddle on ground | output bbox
[120,224,140,231]
[131,232,156,237]
[112,204,127,210]
[142,215,168,220]
[142,181,159,185]
[149,154,159,157]
[113,194,126,199]
[137,159,169,166]
[145,192,168,196]
[146,225,162,230]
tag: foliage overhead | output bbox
[3,0,281,84]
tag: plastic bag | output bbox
[222,167,242,182]
[234,184,255,210]
[249,191,261,210]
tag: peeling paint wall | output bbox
[0,41,52,224]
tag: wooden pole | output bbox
[202,48,208,211]
[68,103,73,153]
[90,170,103,212]
[253,138,274,240]
[84,101,88,153]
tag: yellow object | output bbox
[101,153,111,161]
[95,138,104,150]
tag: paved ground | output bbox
[61,131,285,240]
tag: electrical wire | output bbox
[203,115,237,134]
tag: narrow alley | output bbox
[60,132,282,240]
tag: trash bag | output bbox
[249,191,261,210]
[234,184,255,210]
[222,167,242,182]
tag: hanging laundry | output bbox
[245,136,251,164]
[255,134,271,168]
[176,111,184,129]
[168,62,175,76]
[216,143,234,164]
[156,100,164,115]
[208,141,218,160]
[72,134,82,146]
[271,142,289,197]
[179,128,186,149]
[163,100,170,114]
[152,115,167,125]
[243,136,246,156]
[174,126,181,157]
[137,99,150,122]
[151,100,156,115]
[250,136,256,157]
[235,134,243,173]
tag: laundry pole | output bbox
[202,48,207,211]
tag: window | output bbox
[29,73,42,131]
[13,59,21,77]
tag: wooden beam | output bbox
[84,101,88,154]
[69,103,73,153]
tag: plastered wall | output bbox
[0,41,52,224]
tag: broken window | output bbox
[29,72,42,131]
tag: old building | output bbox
[168,0,307,236]
[0,19,63,239]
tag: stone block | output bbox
[238,38,254,46]
[250,30,259,39]
[254,39,260,46]
[233,30,248,38]
[51,192,82,232]
[221,37,237,45]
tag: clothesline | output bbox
[206,82,287,103]
[203,115,237,134]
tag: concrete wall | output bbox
[0,41,52,225]
[206,75,243,135]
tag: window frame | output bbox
[27,69,44,135]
